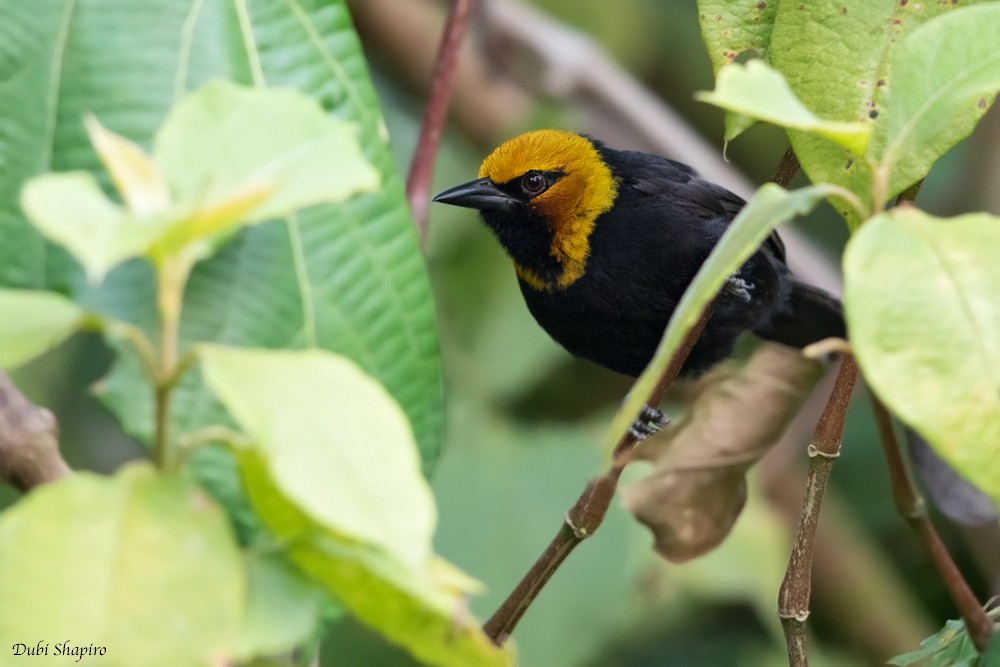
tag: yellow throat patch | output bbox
[478,130,619,291]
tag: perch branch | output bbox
[483,305,714,645]
[0,372,70,491]
[777,355,858,667]
[406,0,476,242]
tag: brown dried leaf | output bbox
[623,343,825,562]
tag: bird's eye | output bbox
[520,171,547,196]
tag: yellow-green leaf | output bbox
[150,80,380,255]
[198,345,508,666]
[0,289,85,369]
[199,346,435,571]
[20,172,170,282]
[84,114,171,216]
[696,60,870,152]
[0,463,243,667]
[845,208,1000,504]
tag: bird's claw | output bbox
[724,275,755,303]
[629,406,669,441]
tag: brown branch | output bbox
[870,397,994,652]
[483,305,714,645]
[770,148,800,189]
[406,0,476,243]
[777,355,858,666]
[0,372,70,491]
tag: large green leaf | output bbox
[0,288,84,369]
[0,0,443,471]
[0,463,243,667]
[608,184,838,451]
[769,0,994,223]
[875,5,1000,202]
[844,209,1000,505]
[197,346,509,667]
[199,346,435,570]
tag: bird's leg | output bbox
[724,274,755,303]
[629,405,669,441]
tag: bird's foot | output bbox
[724,275,755,303]
[629,405,669,441]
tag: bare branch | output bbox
[778,355,858,666]
[482,305,714,645]
[406,0,476,242]
[870,397,994,652]
[0,372,70,491]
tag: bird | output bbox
[433,130,844,390]
[433,129,996,517]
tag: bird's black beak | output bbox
[432,178,516,211]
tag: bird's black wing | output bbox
[610,149,786,262]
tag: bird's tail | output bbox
[755,279,845,348]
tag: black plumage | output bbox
[434,133,845,377]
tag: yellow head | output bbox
[434,130,619,291]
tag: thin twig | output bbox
[770,148,800,188]
[406,0,476,242]
[483,305,714,645]
[870,397,994,651]
[777,355,858,667]
[0,372,70,491]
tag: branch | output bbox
[0,372,70,491]
[406,0,476,242]
[777,354,858,667]
[870,397,994,652]
[483,305,714,645]
[770,148,800,189]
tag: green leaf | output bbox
[875,5,1000,201]
[286,536,508,667]
[697,0,779,141]
[199,346,435,570]
[844,209,1000,505]
[84,114,171,216]
[20,172,170,282]
[155,80,379,244]
[235,552,326,659]
[698,0,778,75]
[769,0,992,224]
[887,613,999,666]
[695,60,870,152]
[608,184,835,451]
[21,82,380,277]
[0,0,444,471]
[199,346,508,667]
[0,288,85,369]
[0,463,243,667]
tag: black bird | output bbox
[433,130,844,379]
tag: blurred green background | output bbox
[8,1,999,665]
